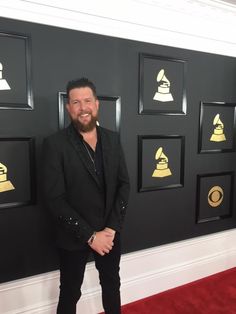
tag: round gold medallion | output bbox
[208,186,224,207]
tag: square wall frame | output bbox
[0,31,33,110]
[139,53,187,115]
[198,102,236,153]
[138,135,185,192]
[58,92,121,133]
[196,171,234,223]
[0,137,36,209]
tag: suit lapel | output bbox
[99,127,112,191]
[66,124,101,187]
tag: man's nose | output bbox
[79,101,88,111]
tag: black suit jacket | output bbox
[42,124,130,250]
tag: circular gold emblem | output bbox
[208,186,224,207]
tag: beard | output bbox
[72,114,98,133]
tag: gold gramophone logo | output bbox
[152,147,172,178]
[0,162,15,193]
[153,69,173,102]
[210,114,226,142]
[0,62,11,90]
[208,186,224,207]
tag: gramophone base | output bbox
[152,168,172,178]
[210,134,226,142]
[0,180,15,192]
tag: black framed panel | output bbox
[196,172,234,223]
[1,14,236,285]
[139,53,187,115]
[58,92,121,132]
[0,137,36,209]
[0,31,33,109]
[198,102,236,153]
[138,135,185,192]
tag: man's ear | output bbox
[66,103,70,113]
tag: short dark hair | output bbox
[66,77,97,99]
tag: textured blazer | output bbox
[42,124,130,250]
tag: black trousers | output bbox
[57,234,121,314]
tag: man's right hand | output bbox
[89,230,114,256]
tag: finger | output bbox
[104,232,113,237]
[106,239,114,244]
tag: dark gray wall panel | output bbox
[0,16,236,283]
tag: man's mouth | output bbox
[79,112,91,118]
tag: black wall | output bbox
[0,16,236,283]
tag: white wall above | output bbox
[0,0,236,56]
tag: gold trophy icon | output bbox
[153,69,173,102]
[0,62,11,90]
[0,162,15,192]
[210,114,226,142]
[152,147,172,178]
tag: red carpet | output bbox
[103,267,236,313]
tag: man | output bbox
[42,77,130,314]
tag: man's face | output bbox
[66,87,99,132]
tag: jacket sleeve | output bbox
[42,137,94,243]
[106,140,130,232]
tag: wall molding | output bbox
[0,0,236,56]
[1,228,236,313]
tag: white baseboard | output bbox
[1,229,236,314]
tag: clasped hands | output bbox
[89,227,115,256]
